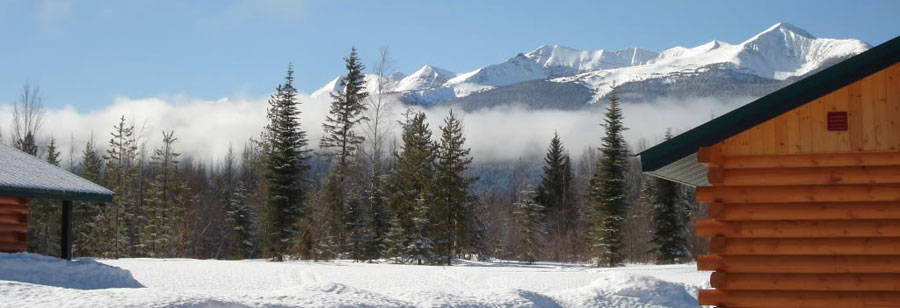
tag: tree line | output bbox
[10,48,700,266]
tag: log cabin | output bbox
[639,35,900,308]
[0,142,113,260]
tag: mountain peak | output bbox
[750,22,816,42]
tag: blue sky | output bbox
[1,0,898,110]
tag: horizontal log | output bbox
[0,196,28,205]
[0,241,26,252]
[710,272,900,291]
[710,237,900,255]
[0,223,27,234]
[698,146,723,166]
[707,201,900,220]
[696,219,900,238]
[720,151,900,169]
[0,213,24,225]
[696,184,900,203]
[0,233,22,243]
[0,203,28,214]
[697,255,900,273]
[699,289,900,307]
[719,165,900,186]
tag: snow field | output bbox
[0,253,710,307]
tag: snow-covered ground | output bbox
[0,253,710,307]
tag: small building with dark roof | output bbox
[639,36,900,307]
[0,142,113,260]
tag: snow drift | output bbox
[0,253,143,289]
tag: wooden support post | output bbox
[61,200,72,260]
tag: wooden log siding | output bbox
[0,197,29,253]
[695,148,900,307]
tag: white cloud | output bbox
[0,94,753,166]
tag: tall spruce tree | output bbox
[98,116,138,258]
[226,183,255,259]
[589,87,631,267]
[650,129,692,264]
[320,47,369,258]
[140,131,187,257]
[433,110,476,265]
[514,190,545,264]
[262,63,310,261]
[74,139,103,256]
[28,138,62,255]
[385,111,435,264]
[382,215,407,263]
[535,132,574,237]
[407,194,436,265]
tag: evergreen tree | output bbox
[514,190,545,264]
[27,138,62,255]
[363,172,388,260]
[74,139,103,256]
[262,64,310,261]
[382,215,407,263]
[407,194,436,265]
[650,130,692,264]
[140,131,187,257]
[14,132,38,156]
[385,111,435,264]
[320,47,369,257]
[589,87,631,267]
[226,183,255,259]
[433,110,477,265]
[535,132,574,237]
[46,137,60,165]
[97,116,138,258]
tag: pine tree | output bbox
[385,111,435,264]
[382,215,407,263]
[320,47,369,258]
[262,63,310,261]
[74,139,103,256]
[226,183,255,259]
[140,131,187,257]
[650,129,692,264]
[514,190,545,264]
[589,87,631,267]
[46,137,60,165]
[363,173,388,260]
[407,194,436,265]
[535,132,574,238]
[28,138,62,256]
[97,116,138,258]
[433,110,476,265]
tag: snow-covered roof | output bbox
[0,143,113,202]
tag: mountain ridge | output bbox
[311,23,870,109]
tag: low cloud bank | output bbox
[0,94,753,165]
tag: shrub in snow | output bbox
[0,253,143,289]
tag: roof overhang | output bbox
[638,36,900,186]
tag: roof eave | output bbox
[0,186,113,203]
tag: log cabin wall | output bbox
[694,63,900,307]
[0,196,29,253]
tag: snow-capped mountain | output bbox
[311,23,869,108]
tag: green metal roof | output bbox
[639,35,900,186]
[0,143,113,202]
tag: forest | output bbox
[12,48,705,267]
